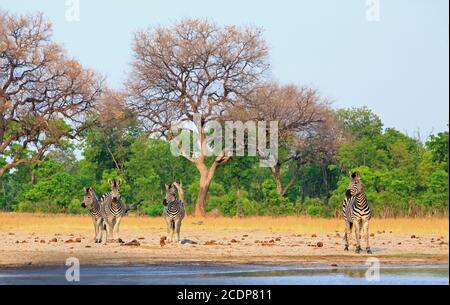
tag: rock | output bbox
[331,264,338,267]
[335,233,341,238]
[65,239,75,243]
[370,233,375,237]
[40,240,46,243]
[75,238,82,243]
[85,245,91,248]
[243,234,249,237]
[317,241,324,248]
[269,239,275,243]
[411,235,416,239]
[15,240,20,244]
[311,234,317,238]
[275,237,281,241]
[397,242,402,245]
[160,236,167,247]
[138,237,145,240]
[8,232,15,235]
[49,238,58,243]
[230,239,239,243]
[21,240,27,243]
[121,240,140,247]
[205,240,217,245]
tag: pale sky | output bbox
[1,0,448,138]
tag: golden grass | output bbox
[0,213,448,236]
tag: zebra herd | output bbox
[82,173,372,254]
[81,179,185,244]
[81,179,128,243]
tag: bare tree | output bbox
[0,11,103,177]
[127,19,269,216]
[230,83,341,196]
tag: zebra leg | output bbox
[175,219,182,243]
[344,221,352,251]
[363,220,372,254]
[354,220,362,254]
[170,220,175,243]
[113,216,123,243]
[95,218,103,243]
[164,218,172,243]
[105,218,114,243]
[92,217,98,242]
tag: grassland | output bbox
[1,213,448,235]
[0,213,448,268]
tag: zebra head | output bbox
[347,171,365,196]
[81,187,97,208]
[163,183,177,206]
[108,179,122,202]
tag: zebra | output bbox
[343,171,372,254]
[81,187,106,243]
[101,179,126,243]
[163,183,185,243]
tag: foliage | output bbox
[0,105,448,218]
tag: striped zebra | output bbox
[81,187,106,243]
[101,179,126,243]
[163,183,185,243]
[343,171,372,254]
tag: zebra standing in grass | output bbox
[101,179,126,243]
[81,187,106,243]
[343,171,372,254]
[163,183,185,243]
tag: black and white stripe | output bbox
[101,180,126,243]
[342,172,372,254]
[81,188,106,243]
[163,183,185,243]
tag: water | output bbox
[0,264,448,285]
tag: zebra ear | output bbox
[355,171,361,178]
[348,171,352,178]
[108,179,112,186]
[85,187,90,194]
[165,184,169,191]
[117,178,122,186]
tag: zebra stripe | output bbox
[343,172,372,254]
[349,185,372,221]
[101,184,126,243]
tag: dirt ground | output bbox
[0,213,448,268]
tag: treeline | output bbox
[0,106,448,217]
[0,12,448,217]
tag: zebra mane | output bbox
[100,192,112,202]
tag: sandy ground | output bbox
[0,214,448,268]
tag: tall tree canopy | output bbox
[0,12,103,177]
[127,19,269,216]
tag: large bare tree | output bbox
[127,19,269,216]
[229,83,341,196]
[0,12,103,177]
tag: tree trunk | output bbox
[273,171,283,196]
[194,157,224,217]
[195,171,212,217]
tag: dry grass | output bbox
[0,213,448,236]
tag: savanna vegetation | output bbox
[1,12,448,218]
